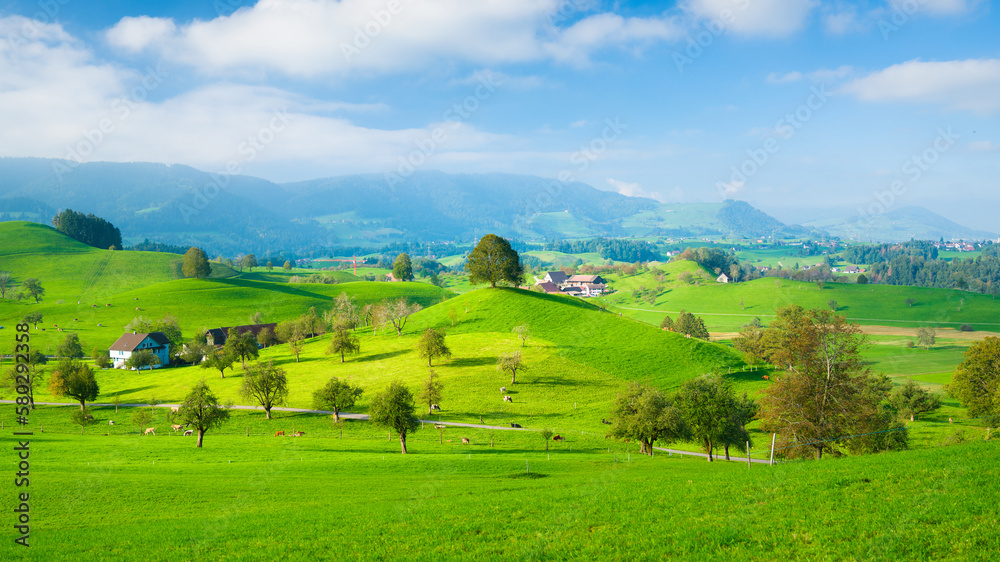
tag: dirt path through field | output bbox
[711,326,1000,341]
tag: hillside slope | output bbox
[408,287,743,389]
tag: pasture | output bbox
[1,405,997,560]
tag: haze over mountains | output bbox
[0,157,992,256]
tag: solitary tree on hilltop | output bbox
[466,234,523,288]
[392,252,413,281]
[369,380,420,454]
[179,380,230,448]
[182,247,212,279]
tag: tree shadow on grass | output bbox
[448,357,495,368]
[354,349,412,363]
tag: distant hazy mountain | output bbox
[804,206,997,242]
[9,157,984,255]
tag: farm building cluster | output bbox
[109,323,276,370]
[530,272,608,297]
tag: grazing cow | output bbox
[275,430,285,436]
[135,307,141,311]
[461,437,470,444]
[510,423,521,428]
[53,323,57,327]
[503,396,512,403]
[762,375,770,381]
[430,404,440,411]
[293,431,304,437]
[183,430,194,436]
[601,419,612,425]
[171,424,183,432]
[92,304,97,308]
[144,428,155,436]
[553,435,564,441]
[135,297,139,300]
[108,420,115,426]
[74,318,79,322]
[106,303,111,307]
[500,386,506,394]
[170,407,179,414]
[97,323,102,327]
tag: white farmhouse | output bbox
[109,332,171,369]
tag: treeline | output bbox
[127,239,189,254]
[844,241,1000,292]
[673,247,763,283]
[544,237,660,262]
[52,209,122,250]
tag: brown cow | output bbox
[553,435,565,441]
[171,424,183,432]
[275,430,285,436]
[461,437,470,444]
[293,431,305,437]
[144,428,155,436]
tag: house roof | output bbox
[561,286,583,294]
[544,271,568,284]
[536,281,561,294]
[109,332,170,352]
[580,283,606,290]
[206,323,278,345]
[567,274,602,283]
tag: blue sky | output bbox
[1,0,997,229]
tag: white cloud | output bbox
[842,58,1000,114]
[104,0,681,78]
[682,0,819,38]
[106,16,176,51]
[606,178,662,201]
[822,7,865,34]
[968,140,997,151]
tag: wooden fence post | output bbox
[769,433,776,466]
[747,441,751,468]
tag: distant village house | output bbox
[110,332,170,369]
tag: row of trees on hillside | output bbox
[610,375,757,461]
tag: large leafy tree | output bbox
[416,328,451,367]
[675,375,734,462]
[241,254,258,272]
[224,328,259,369]
[609,381,688,456]
[892,379,942,422]
[182,247,212,279]
[369,380,420,454]
[178,380,231,448]
[21,277,44,303]
[125,349,161,371]
[392,252,413,281]
[276,319,306,362]
[466,234,523,288]
[312,377,363,422]
[57,332,84,359]
[201,348,236,378]
[124,315,183,350]
[239,360,288,420]
[674,310,709,339]
[48,359,99,411]
[949,336,1000,418]
[327,326,360,363]
[758,306,905,459]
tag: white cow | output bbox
[183,430,194,436]
[503,395,512,403]
[144,427,155,436]
[108,420,115,426]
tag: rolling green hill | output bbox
[0,222,451,352]
[600,260,1000,333]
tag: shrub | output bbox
[960,324,974,332]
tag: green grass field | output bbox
[2,405,997,560]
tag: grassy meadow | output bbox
[2,221,998,558]
[2,405,997,560]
